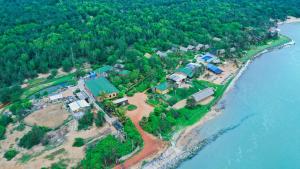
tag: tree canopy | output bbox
[1,0,300,91]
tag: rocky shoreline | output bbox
[142,37,295,169]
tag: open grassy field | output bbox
[240,35,291,63]
[24,103,69,128]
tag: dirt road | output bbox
[115,93,165,169]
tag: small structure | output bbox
[217,49,226,56]
[49,94,63,102]
[179,46,188,52]
[114,64,125,69]
[94,65,113,77]
[204,44,210,50]
[112,97,129,106]
[153,82,169,94]
[88,71,97,79]
[85,77,119,101]
[269,27,280,37]
[195,44,204,51]
[69,100,90,113]
[156,51,168,58]
[187,45,195,50]
[192,88,215,102]
[207,64,223,74]
[213,37,221,42]
[198,53,220,64]
[144,53,152,59]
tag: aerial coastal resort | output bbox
[0,22,292,169]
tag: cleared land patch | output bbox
[24,103,69,128]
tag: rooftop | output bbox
[69,100,90,112]
[192,88,215,102]
[168,73,187,82]
[94,65,113,74]
[207,64,223,74]
[176,67,194,78]
[155,82,169,91]
[85,77,119,97]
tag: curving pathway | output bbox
[115,93,165,169]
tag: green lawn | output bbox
[21,74,76,99]
[240,35,291,63]
[167,80,209,105]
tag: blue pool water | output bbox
[178,23,300,169]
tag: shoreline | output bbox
[142,33,295,169]
[278,16,300,25]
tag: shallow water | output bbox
[178,23,300,169]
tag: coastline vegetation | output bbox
[141,80,227,140]
[240,35,291,63]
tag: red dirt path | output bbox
[115,93,165,169]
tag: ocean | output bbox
[178,23,300,169]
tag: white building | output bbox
[68,100,90,112]
[49,94,63,102]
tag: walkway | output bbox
[115,93,165,169]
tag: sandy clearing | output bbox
[199,61,238,85]
[172,99,187,110]
[0,120,113,169]
[24,103,69,129]
[199,96,214,105]
[115,93,165,169]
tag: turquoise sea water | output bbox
[178,23,300,169]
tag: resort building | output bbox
[153,82,169,94]
[198,53,221,64]
[175,66,195,78]
[85,77,119,101]
[192,88,215,103]
[207,64,223,74]
[168,73,187,86]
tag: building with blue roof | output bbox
[207,64,223,74]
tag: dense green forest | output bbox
[1,0,300,100]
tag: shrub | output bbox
[0,125,6,140]
[78,111,94,130]
[4,149,18,161]
[15,123,26,131]
[73,137,85,147]
[95,111,105,127]
[127,104,137,111]
[18,126,49,149]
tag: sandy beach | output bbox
[278,16,300,25]
[141,36,295,169]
